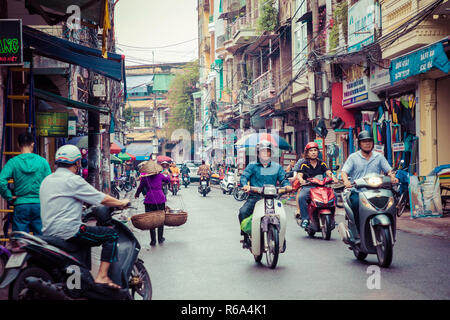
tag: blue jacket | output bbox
[240,161,289,188]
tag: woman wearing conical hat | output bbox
[135,160,170,246]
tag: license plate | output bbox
[5,252,27,269]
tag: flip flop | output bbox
[96,281,122,290]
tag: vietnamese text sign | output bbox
[0,19,23,65]
[390,42,450,84]
[342,64,381,108]
[37,112,68,137]
[348,0,381,53]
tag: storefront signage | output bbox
[0,19,23,65]
[369,60,391,91]
[390,42,450,84]
[36,112,68,137]
[392,142,405,152]
[342,64,381,108]
[347,0,381,53]
[374,144,384,154]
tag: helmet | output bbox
[304,142,319,153]
[256,140,272,152]
[55,145,82,164]
[331,116,344,130]
[357,130,374,142]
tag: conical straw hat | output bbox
[139,160,162,176]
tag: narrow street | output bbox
[126,183,450,300]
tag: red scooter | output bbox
[170,173,180,196]
[303,176,337,240]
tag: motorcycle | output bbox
[198,176,211,197]
[233,182,249,201]
[110,180,121,199]
[117,176,132,193]
[338,173,397,268]
[170,173,180,196]
[182,173,190,188]
[0,205,152,300]
[220,171,236,195]
[393,160,410,217]
[0,244,11,282]
[301,176,337,240]
[241,181,291,269]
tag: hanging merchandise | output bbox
[386,120,393,166]
[349,127,355,154]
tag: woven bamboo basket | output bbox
[164,208,188,227]
[131,210,165,230]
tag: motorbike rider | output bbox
[341,130,399,241]
[180,163,191,176]
[197,160,211,186]
[296,142,338,228]
[239,141,292,248]
[169,162,180,176]
[39,145,130,289]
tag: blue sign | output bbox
[390,42,450,84]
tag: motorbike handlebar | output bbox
[246,186,292,195]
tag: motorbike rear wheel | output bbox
[375,226,393,268]
[129,260,152,300]
[321,215,332,240]
[396,192,409,217]
[9,266,53,300]
[265,225,279,269]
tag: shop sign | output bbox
[68,116,77,136]
[342,64,381,108]
[392,142,405,152]
[36,112,68,137]
[369,60,391,91]
[347,0,381,53]
[0,19,23,65]
[374,144,384,154]
[390,42,450,84]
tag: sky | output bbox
[114,0,199,66]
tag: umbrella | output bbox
[126,152,136,161]
[157,155,173,163]
[110,142,122,154]
[236,132,292,150]
[117,152,131,161]
[67,136,88,149]
[110,154,122,164]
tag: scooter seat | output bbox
[38,236,81,253]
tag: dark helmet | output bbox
[357,130,374,142]
[331,116,344,129]
[256,140,272,153]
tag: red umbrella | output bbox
[157,155,173,163]
[110,142,122,154]
[126,152,136,160]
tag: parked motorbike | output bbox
[170,173,180,196]
[117,176,132,192]
[198,176,211,197]
[110,180,121,199]
[241,181,291,269]
[0,205,152,300]
[233,183,249,201]
[0,245,11,282]
[220,171,236,195]
[301,176,337,240]
[338,173,397,268]
[393,160,410,217]
[182,173,190,188]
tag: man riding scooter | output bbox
[239,141,291,248]
[296,142,337,229]
[340,130,398,243]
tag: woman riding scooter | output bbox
[296,142,337,229]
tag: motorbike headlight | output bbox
[263,186,277,196]
[361,197,374,210]
[365,176,383,188]
[386,196,395,209]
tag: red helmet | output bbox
[304,142,319,153]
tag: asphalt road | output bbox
[129,183,450,300]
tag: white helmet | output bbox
[55,144,82,164]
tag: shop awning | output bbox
[125,143,153,161]
[23,26,125,82]
[152,74,175,92]
[35,88,109,114]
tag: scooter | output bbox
[338,173,397,268]
[220,171,236,195]
[0,245,11,282]
[302,176,337,240]
[182,173,190,188]
[198,176,211,197]
[170,173,180,196]
[240,179,291,269]
[0,205,152,300]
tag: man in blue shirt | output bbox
[238,141,291,248]
[341,130,398,239]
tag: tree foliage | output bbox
[256,0,278,33]
[166,61,199,138]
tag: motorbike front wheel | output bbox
[129,260,152,300]
[9,266,53,300]
[123,182,132,192]
[396,192,409,217]
[321,215,332,240]
[265,224,279,269]
[375,226,393,268]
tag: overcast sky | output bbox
[114,0,199,66]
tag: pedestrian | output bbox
[0,132,51,236]
[135,160,170,246]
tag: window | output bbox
[293,21,307,71]
[296,0,306,17]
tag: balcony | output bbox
[230,15,258,46]
[251,70,276,104]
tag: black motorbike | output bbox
[110,180,120,199]
[198,176,211,197]
[182,173,191,188]
[0,206,152,300]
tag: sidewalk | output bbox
[282,197,450,241]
